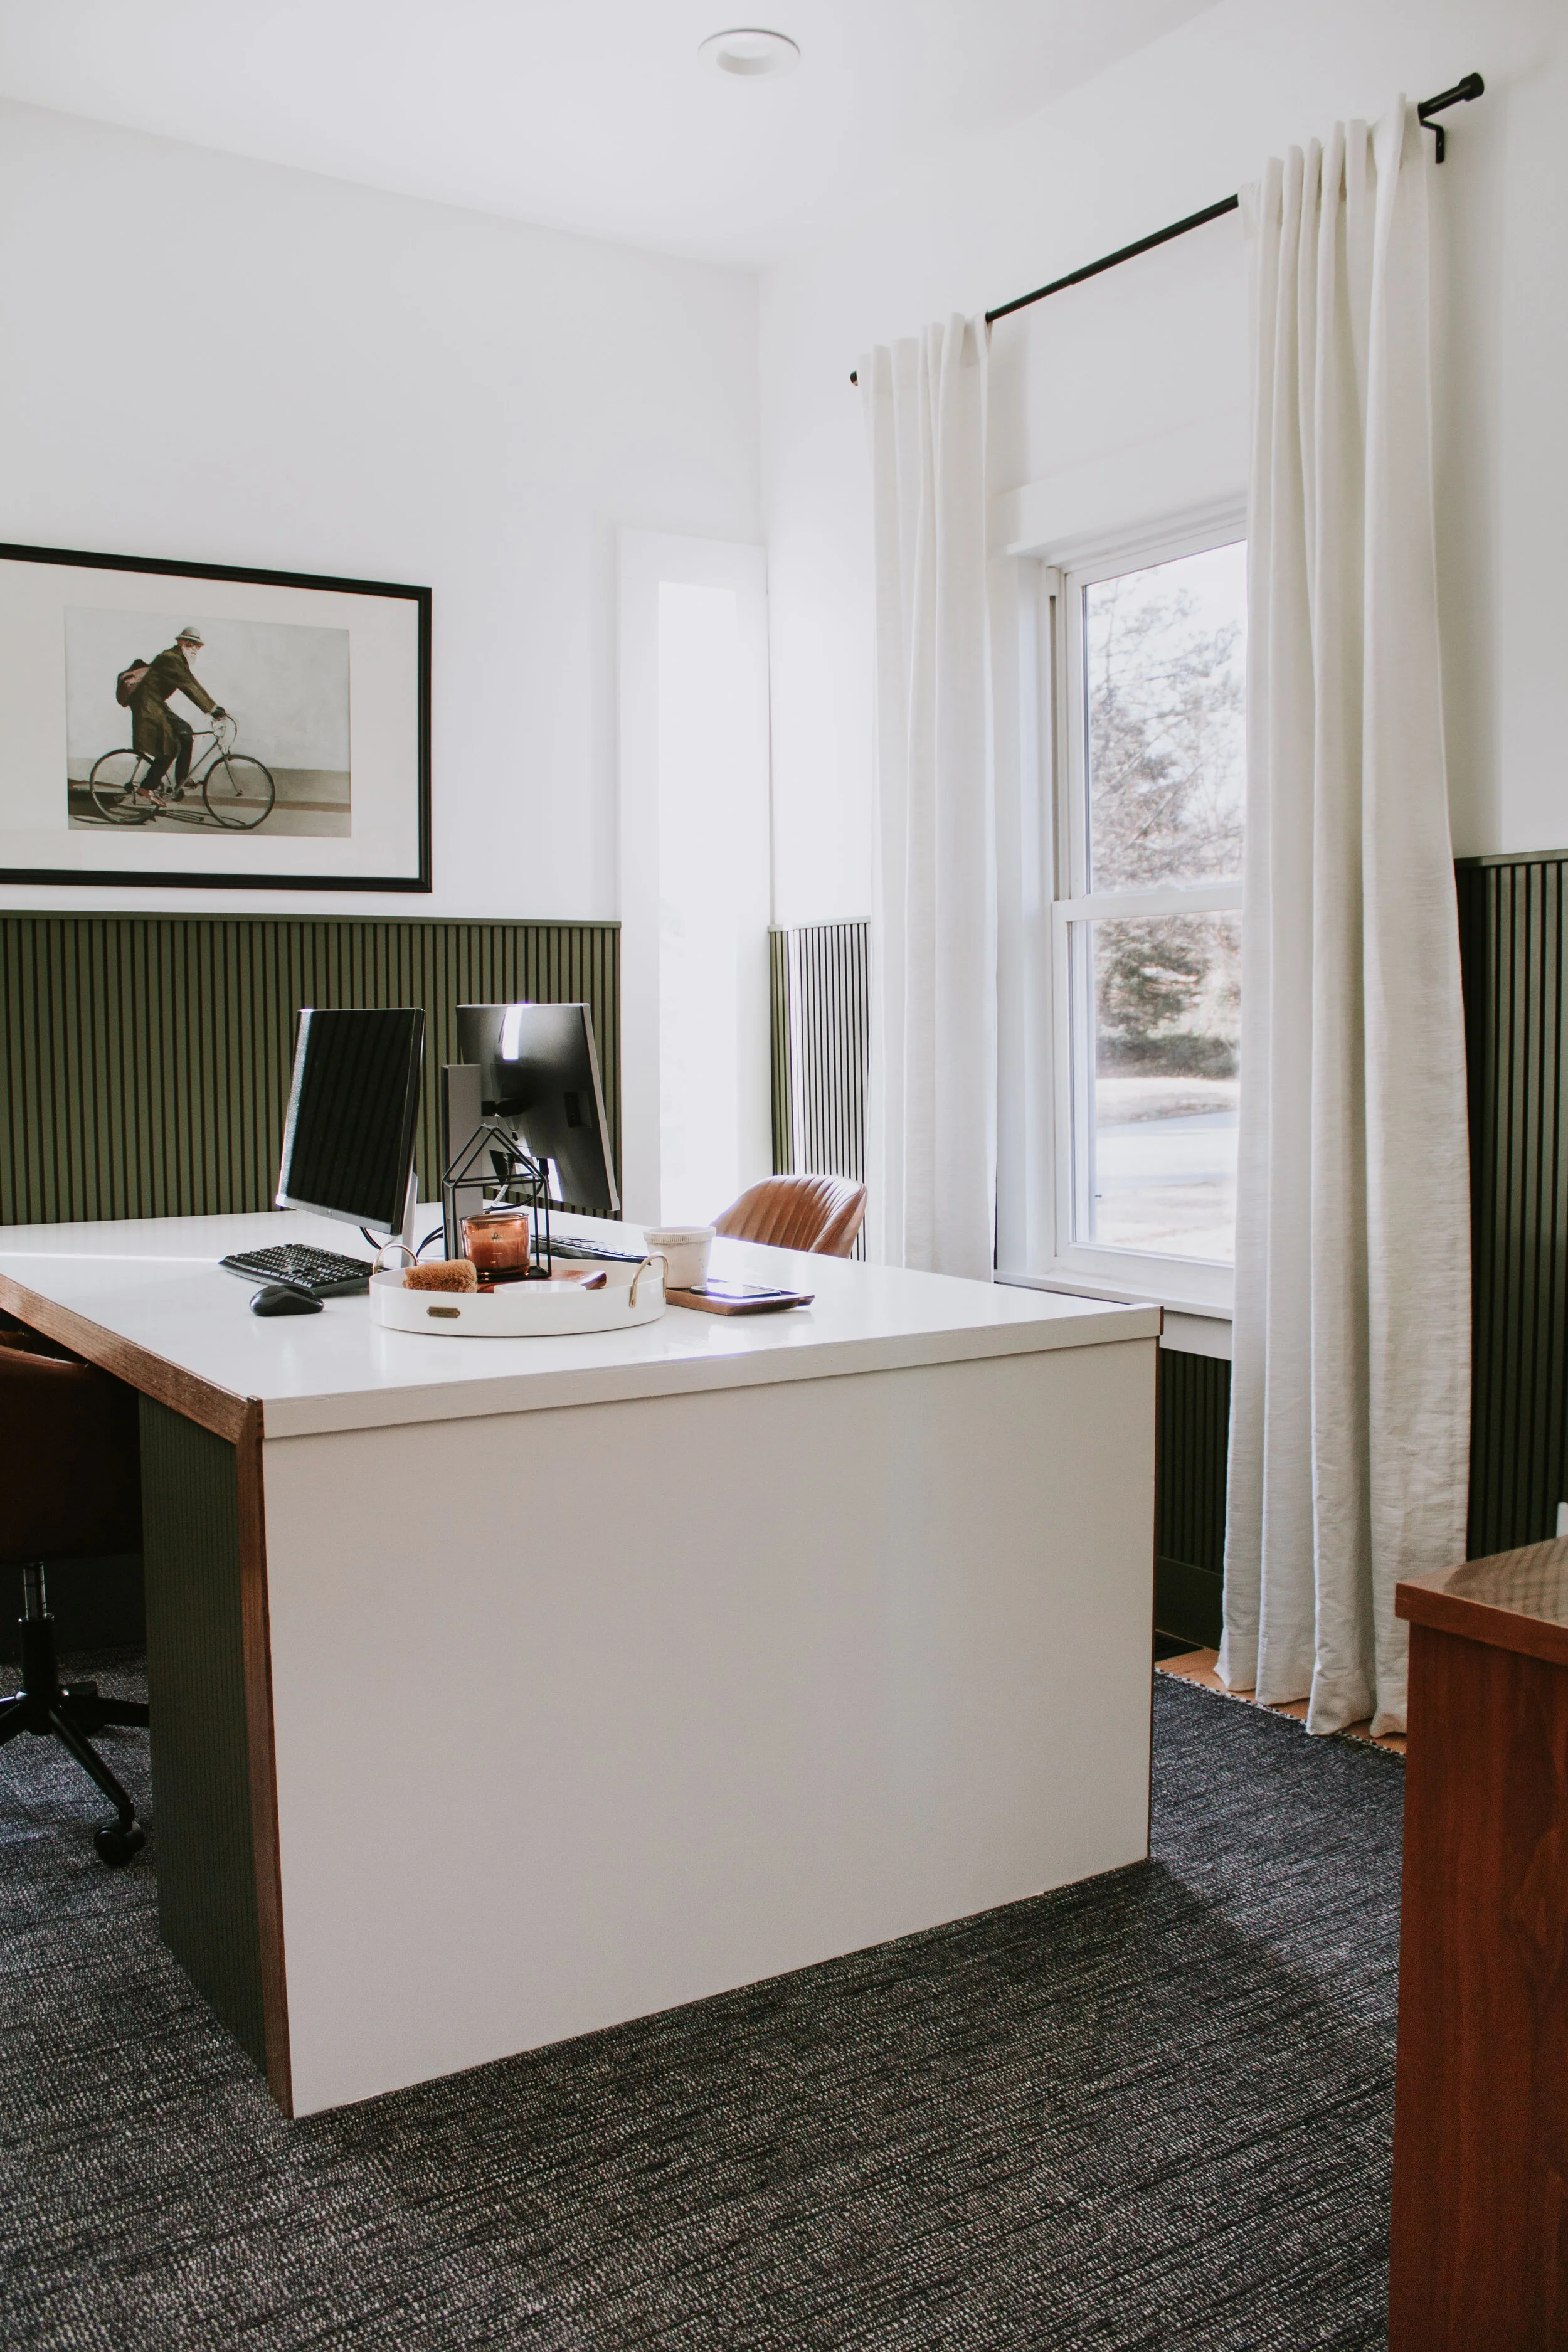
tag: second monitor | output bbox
[445,1003,618,1246]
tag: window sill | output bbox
[995,1268,1232,1359]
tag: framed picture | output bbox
[0,542,430,891]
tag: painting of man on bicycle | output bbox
[127,628,228,808]
[65,605,351,839]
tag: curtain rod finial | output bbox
[1419,68,1485,161]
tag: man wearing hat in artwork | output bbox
[129,627,228,803]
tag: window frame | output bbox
[1046,511,1247,1316]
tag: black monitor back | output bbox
[275,1005,425,1236]
[452,1002,619,1219]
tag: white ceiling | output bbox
[0,0,1218,268]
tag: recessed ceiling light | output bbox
[698,28,801,78]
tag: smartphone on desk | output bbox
[669,1278,813,1316]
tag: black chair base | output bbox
[0,1564,149,1864]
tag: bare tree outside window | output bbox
[1088,569,1244,889]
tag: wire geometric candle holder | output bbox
[439,1119,554,1278]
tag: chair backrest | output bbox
[712,1173,867,1258]
[0,1339,142,1565]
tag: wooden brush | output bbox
[403,1259,478,1293]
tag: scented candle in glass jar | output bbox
[460,1204,532,1276]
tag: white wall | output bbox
[0,100,761,918]
[618,531,773,1227]
[761,0,1568,921]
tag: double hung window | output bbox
[1050,527,1246,1310]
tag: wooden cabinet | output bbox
[1391,1542,1568,2350]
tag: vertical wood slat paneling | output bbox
[1459,855,1568,1560]
[1155,1347,1231,1648]
[0,916,620,1229]
[770,921,870,1258]
[1157,1348,1231,1574]
[771,917,869,1176]
[769,928,793,1175]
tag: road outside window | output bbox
[1087,909,1241,1258]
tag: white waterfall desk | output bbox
[0,1209,1160,2116]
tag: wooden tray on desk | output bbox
[668,1281,814,1316]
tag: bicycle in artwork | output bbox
[86,716,277,832]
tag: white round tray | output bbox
[370,1257,665,1338]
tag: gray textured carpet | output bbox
[1,1661,1402,2351]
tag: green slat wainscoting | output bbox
[1458,851,1568,1559]
[1155,1348,1231,1650]
[1,915,620,1230]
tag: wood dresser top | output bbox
[1396,1540,1568,1670]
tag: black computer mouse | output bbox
[250,1283,324,1317]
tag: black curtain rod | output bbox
[849,72,1483,384]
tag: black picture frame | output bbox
[0,540,432,893]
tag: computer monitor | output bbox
[275,1005,425,1239]
[452,1002,618,1218]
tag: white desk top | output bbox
[0,1207,1160,1439]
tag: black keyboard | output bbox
[545,1236,645,1264]
[220,1242,376,1296]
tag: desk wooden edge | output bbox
[0,1270,252,1444]
[0,1272,292,2112]
[1395,1573,1568,1672]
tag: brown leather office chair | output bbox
[0,1327,148,1863]
[713,1173,867,1258]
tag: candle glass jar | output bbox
[460,1204,533,1279]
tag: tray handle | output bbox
[629,1253,668,1307]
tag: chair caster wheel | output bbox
[93,1822,146,1866]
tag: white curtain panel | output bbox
[859,316,996,1279]
[1220,101,1471,1738]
